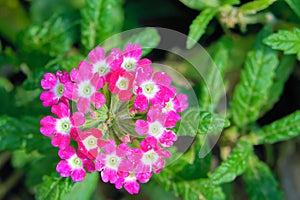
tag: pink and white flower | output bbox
[109,68,134,101]
[40,102,85,148]
[135,106,177,147]
[120,43,151,73]
[56,146,95,182]
[95,141,133,184]
[64,60,106,113]
[133,65,174,111]
[87,46,123,82]
[40,71,70,107]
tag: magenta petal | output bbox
[153,72,172,86]
[52,134,70,148]
[106,48,123,71]
[71,169,86,182]
[124,43,142,59]
[137,58,152,67]
[77,98,91,114]
[71,112,85,126]
[58,146,76,159]
[135,120,149,135]
[134,65,153,85]
[56,71,70,83]
[88,46,105,63]
[91,92,106,109]
[124,181,140,195]
[176,94,188,111]
[134,95,148,112]
[147,106,165,123]
[78,60,92,81]
[64,82,79,100]
[90,74,104,89]
[40,91,58,107]
[40,116,56,136]
[51,102,70,118]
[41,73,57,89]
[56,160,71,177]
[70,68,78,82]
[83,160,95,172]
[118,90,132,102]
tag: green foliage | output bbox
[243,154,283,200]
[230,27,279,127]
[18,15,77,58]
[284,0,300,19]
[264,27,300,60]
[187,8,218,49]
[35,176,72,200]
[239,0,277,14]
[178,0,219,10]
[252,110,300,144]
[199,37,232,111]
[80,0,124,51]
[209,140,253,185]
[121,28,161,56]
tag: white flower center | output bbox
[56,117,71,135]
[116,77,129,90]
[121,57,137,71]
[142,150,159,165]
[163,99,174,113]
[141,81,159,99]
[54,83,65,98]
[78,81,95,98]
[148,121,164,137]
[82,136,97,150]
[106,154,121,169]
[68,155,83,169]
[93,61,110,76]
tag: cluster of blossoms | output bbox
[40,43,188,194]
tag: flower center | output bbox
[54,83,65,97]
[116,77,129,90]
[83,136,97,150]
[78,81,95,98]
[142,150,158,165]
[69,156,83,169]
[93,61,109,76]
[106,154,120,169]
[163,100,174,112]
[148,121,164,137]
[121,58,136,71]
[141,81,159,99]
[56,118,71,135]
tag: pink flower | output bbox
[87,46,123,82]
[95,141,134,184]
[135,106,177,147]
[120,43,151,72]
[77,128,108,159]
[133,65,173,112]
[56,146,95,182]
[40,71,70,106]
[108,68,134,101]
[64,60,106,113]
[40,102,85,148]
[134,137,170,174]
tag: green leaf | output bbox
[199,37,233,111]
[18,15,77,57]
[264,27,300,60]
[209,140,253,185]
[35,176,72,200]
[284,0,300,19]
[187,8,218,49]
[252,110,300,144]
[120,28,161,57]
[154,170,225,200]
[62,173,99,200]
[0,115,49,152]
[80,0,124,51]
[239,0,277,14]
[177,108,229,137]
[230,26,279,127]
[178,0,219,10]
[243,154,283,200]
[222,0,240,5]
[261,55,295,114]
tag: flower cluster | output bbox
[40,43,188,194]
